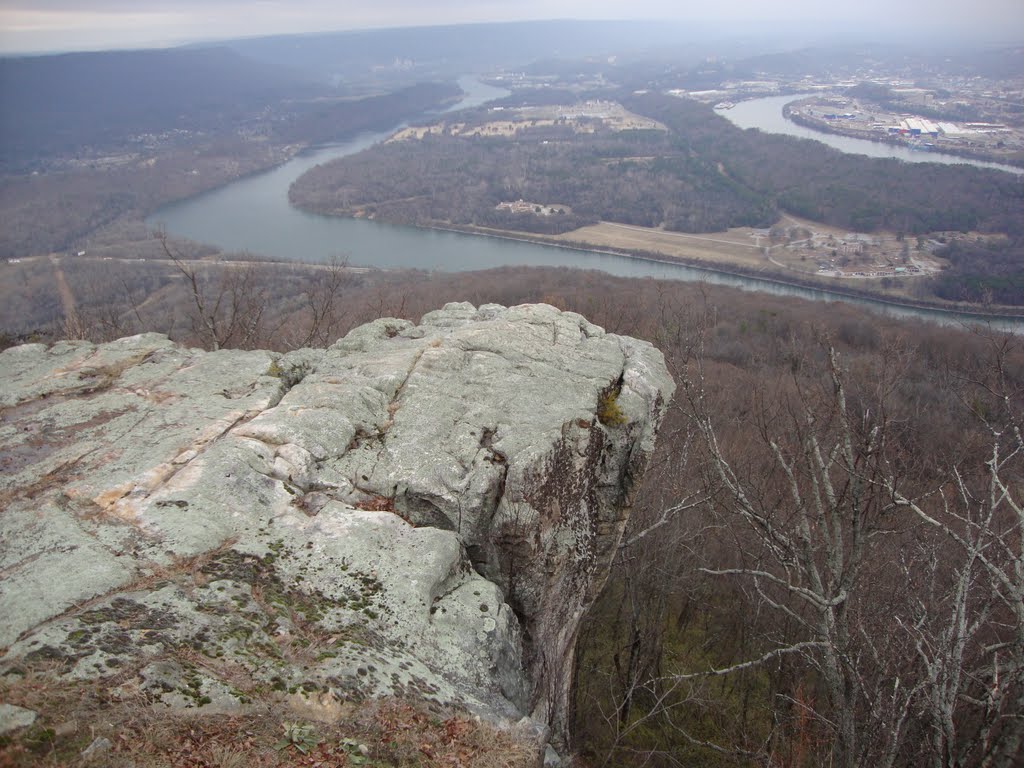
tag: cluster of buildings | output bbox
[890,117,941,137]
[888,117,1010,138]
[495,200,564,216]
[554,100,616,120]
[805,102,1013,143]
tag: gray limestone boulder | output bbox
[0,303,673,754]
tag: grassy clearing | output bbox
[552,221,770,269]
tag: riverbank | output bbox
[723,94,1024,177]
[408,219,1024,322]
[782,101,1024,172]
[152,84,1024,331]
[2,82,467,260]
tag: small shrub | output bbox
[597,386,627,427]
[275,721,320,754]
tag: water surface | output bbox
[149,81,1024,333]
[723,95,1023,175]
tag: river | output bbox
[722,94,1024,176]
[148,81,1024,333]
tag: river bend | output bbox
[148,82,1024,333]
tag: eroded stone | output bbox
[0,303,673,752]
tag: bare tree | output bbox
[288,255,353,349]
[157,231,269,350]
[590,320,1024,768]
[676,337,915,768]
[68,269,151,342]
[879,334,1024,768]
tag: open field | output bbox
[550,214,949,281]
[552,221,771,269]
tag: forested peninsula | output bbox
[290,92,1024,305]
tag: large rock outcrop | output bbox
[0,302,673,753]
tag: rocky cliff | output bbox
[0,302,673,760]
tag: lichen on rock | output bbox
[0,302,673,757]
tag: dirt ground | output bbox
[553,221,770,269]
[551,215,949,284]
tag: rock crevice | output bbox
[0,303,673,754]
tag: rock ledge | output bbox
[0,302,673,753]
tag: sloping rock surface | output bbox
[0,302,673,749]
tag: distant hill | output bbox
[219,20,697,85]
[0,22,696,170]
[636,43,1024,92]
[725,43,1024,82]
[0,46,316,169]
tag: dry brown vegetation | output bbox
[2,247,948,354]
[570,294,1024,767]
[0,671,537,767]
[3,259,1022,767]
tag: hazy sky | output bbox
[2,0,1023,53]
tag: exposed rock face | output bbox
[0,303,673,751]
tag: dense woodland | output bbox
[290,121,777,233]
[291,91,1024,304]
[2,256,1022,767]
[621,93,1024,237]
[573,287,1024,768]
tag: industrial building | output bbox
[890,117,940,137]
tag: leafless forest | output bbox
[4,250,1021,767]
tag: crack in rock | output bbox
[0,304,674,758]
